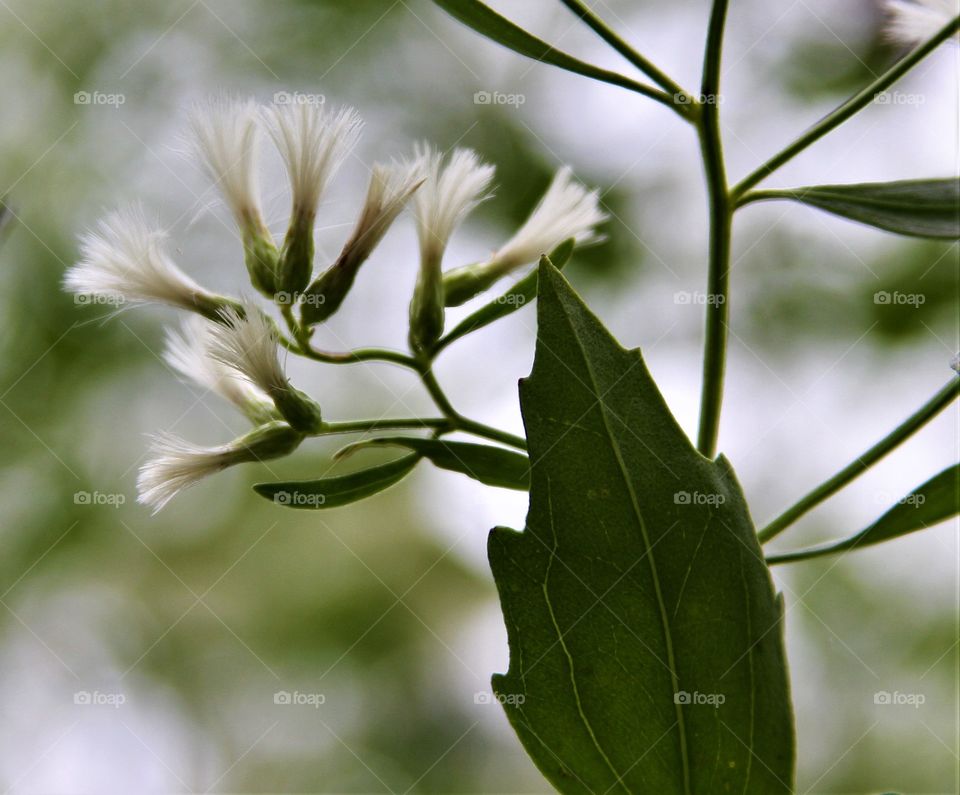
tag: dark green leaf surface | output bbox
[489,262,794,793]
[744,179,960,238]
[437,240,574,352]
[252,454,419,509]
[339,437,529,490]
[768,464,959,565]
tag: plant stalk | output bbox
[732,15,960,198]
[695,0,733,459]
[758,377,960,544]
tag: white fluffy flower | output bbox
[163,316,276,421]
[884,0,958,45]
[189,96,266,232]
[137,434,240,511]
[204,306,287,397]
[413,146,495,270]
[340,159,424,265]
[65,205,221,313]
[137,421,302,511]
[263,102,363,221]
[489,166,606,273]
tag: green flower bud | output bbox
[275,211,313,296]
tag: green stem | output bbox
[695,0,733,459]
[299,345,421,369]
[765,542,861,566]
[277,303,421,370]
[418,362,528,450]
[732,15,960,199]
[557,0,691,101]
[315,417,452,436]
[455,416,528,451]
[757,377,960,544]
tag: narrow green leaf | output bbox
[339,437,529,491]
[429,0,672,105]
[743,179,960,239]
[436,239,574,352]
[252,454,419,509]
[489,261,795,793]
[768,464,959,565]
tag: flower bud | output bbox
[442,167,605,306]
[301,160,423,325]
[206,306,324,433]
[409,146,494,351]
[189,97,280,297]
[263,103,363,296]
[138,421,303,512]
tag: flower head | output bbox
[884,0,959,45]
[413,145,495,272]
[490,167,605,272]
[189,96,279,294]
[189,96,265,232]
[345,159,425,265]
[300,158,424,325]
[205,305,287,393]
[262,101,363,293]
[263,102,363,221]
[206,306,323,432]
[441,166,606,306]
[163,316,277,423]
[65,205,228,318]
[137,421,303,512]
[409,146,494,350]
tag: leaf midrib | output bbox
[557,304,692,795]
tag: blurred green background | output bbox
[0,0,957,792]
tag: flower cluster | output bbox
[64,96,605,510]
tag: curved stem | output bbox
[299,344,421,369]
[695,0,733,459]
[757,377,960,544]
[418,362,527,450]
[315,417,452,436]
[557,0,691,101]
[732,15,960,199]
[455,416,528,451]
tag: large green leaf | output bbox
[489,262,794,793]
[339,437,529,491]
[768,464,959,565]
[252,454,419,509]
[436,240,574,352]
[742,179,960,238]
